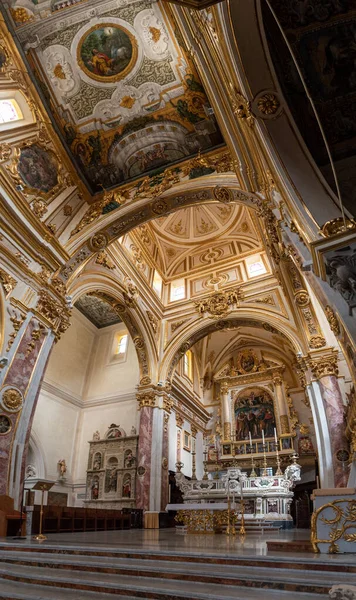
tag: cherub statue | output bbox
[58,459,67,478]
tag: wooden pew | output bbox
[0,495,25,537]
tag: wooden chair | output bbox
[0,495,25,537]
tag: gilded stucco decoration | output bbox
[194,288,243,319]
[95,251,116,270]
[255,91,281,118]
[36,290,71,340]
[0,268,17,299]
[0,386,23,413]
[309,353,339,379]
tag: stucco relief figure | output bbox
[93,430,100,441]
[108,467,118,492]
[122,474,131,498]
[93,453,102,470]
[58,459,67,478]
[91,479,99,500]
[130,426,137,436]
[25,464,36,479]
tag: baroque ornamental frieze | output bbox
[194,287,244,319]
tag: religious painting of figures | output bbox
[105,466,118,493]
[122,474,131,498]
[234,387,276,440]
[17,144,59,193]
[78,24,136,82]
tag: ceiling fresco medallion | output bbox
[77,24,138,83]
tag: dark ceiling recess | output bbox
[162,0,224,8]
[262,0,356,217]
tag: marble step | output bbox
[0,559,343,597]
[0,549,354,591]
[1,542,355,573]
[0,579,330,600]
[0,565,330,600]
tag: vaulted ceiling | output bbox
[9,0,223,193]
[124,203,262,280]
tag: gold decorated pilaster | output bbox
[136,390,156,410]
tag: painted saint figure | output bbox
[89,49,114,76]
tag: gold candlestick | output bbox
[275,441,283,476]
[202,449,208,480]
[250,453,257,477]
[262,443,268,476]
[239,498,246,536]
[226,495,236,536]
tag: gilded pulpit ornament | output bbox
[1,387,23,412]
[194,288,243,319]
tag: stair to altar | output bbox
[0,540,352,599]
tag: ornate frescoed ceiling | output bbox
[75,293,122,328]
[126,203,262,279]
[9,0,223,193]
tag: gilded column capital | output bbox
[273,375,283,386]
[191,424,198,438]
[176,414,184,429]
[220,382,229,395]
[308,352,339,379]
[136,390,156,410]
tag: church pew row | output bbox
[30,506,142,535]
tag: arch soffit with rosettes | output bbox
[61,179,262,285]
[159,310,305,384]
[68,276,157,385]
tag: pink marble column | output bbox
[0,319,49,497]
[160,413,169,511]
[136,405,154,510]
[317,374,349,488]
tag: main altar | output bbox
[167,350,304,531]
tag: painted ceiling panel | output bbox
[10,0,224,192]
[75,293,122,328]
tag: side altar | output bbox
[85,424,138,510]
[167,459,301,531]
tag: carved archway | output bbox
[69,276,157,385]
[61,178,261,286]
[159,310,305,384]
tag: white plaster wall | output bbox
[31,391,80,482]
[84,322,140,400]
[44,309,95,398]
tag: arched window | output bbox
[184,350,193,380]
[116,333,128,355]
[0,98,23,124]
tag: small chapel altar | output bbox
[85,424,138,510]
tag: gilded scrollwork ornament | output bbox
[95,251,115,270]
[325,305,340,336]
[194,287,243,319]
[0,268,17,298]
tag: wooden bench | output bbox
[0,495,25,537]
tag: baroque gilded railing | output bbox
[311,498,356,553]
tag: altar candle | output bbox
[249,432,252,447]
[274,428,278,444]
[262,430,265,444]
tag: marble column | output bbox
[309,352,349,488]
[176,413,184,466]
[273,374,289,435]
[0,317,55,508]
[221,383,231,440]
[136,392,155,511]
[160,411,170,511]
[191,424,198,480]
